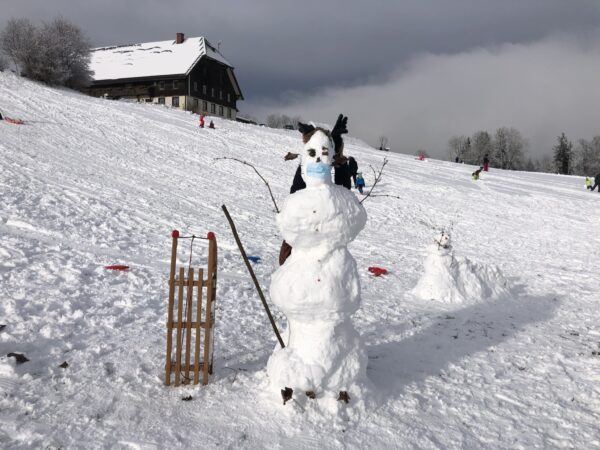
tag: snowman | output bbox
[267,124,368,407]
[412,231,511,302]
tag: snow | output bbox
[90,36,231,81]
[1,71,600,448]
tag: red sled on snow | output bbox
[105,264,130,271]
[368,266,388,277]
[2,118,25,125]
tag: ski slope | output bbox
[1,72,599,449]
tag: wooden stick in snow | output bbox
[221,204,285,349]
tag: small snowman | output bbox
[412,230,511,302]
[267,124,368,408]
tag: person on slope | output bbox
[472,167,483,180]
[279,114,352,265]
[355,172,366,194]
[585,177,592,190]
[199,114,205,128]
[590,173,600,192]
[483,154,490,172]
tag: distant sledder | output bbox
[590,173,600,192]
[472,167,483,180]
[0,110,24,125]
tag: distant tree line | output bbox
[266,114,303,130]
[0,17,92,88]
[447,128,600,176]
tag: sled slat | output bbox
[171,279,208,287]
[184,267,195,384]
[167,320,211,328]
[194,269,204,384]
[174,267,185,386]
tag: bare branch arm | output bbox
[214,157,280,213]
[360,158,388,204]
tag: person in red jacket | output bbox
[483,154,490,172]
[199,114,205,128]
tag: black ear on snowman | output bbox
[297,122,315,135]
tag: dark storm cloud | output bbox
[2,0,599,102]
[2,1,600,157]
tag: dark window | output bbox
[219,90,223,100]
[159,81,165,90]
[219,105,223,116]
[202,85,207,95]
[202,100,208,112]
[227,108,232,119]
[145,98,153,103]
[172,96,179,107]
[158,97,165,104]
[173,80,178,89]
[194,82,198,91]
[227,93,231,102]
[210,103,216,114]
[211,87,215,98]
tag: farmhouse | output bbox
[86,33,243,120]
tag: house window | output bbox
[219,90,223,100]
[173,80,178,89]
[172,96,179,107]
[159,81,165,90]
[202,85,207,95]
[211,87,215,98]
[227,108,232,119]
[145,98,153,103]
[227,93,231,102]
[194,82,198,92]
[158,97,165,104]
[210,103,216,114]
[219,105,224,116]
[202,100,208,112]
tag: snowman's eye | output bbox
[308,149,316,157]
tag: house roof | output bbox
[90,36,232,82]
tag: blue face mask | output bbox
[306,162,331,178]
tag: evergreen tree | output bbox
[553,133,573,175]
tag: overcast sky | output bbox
[2,0,600,157]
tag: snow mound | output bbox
[411,244,513,303]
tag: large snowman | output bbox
[267,125,368,407]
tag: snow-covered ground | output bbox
[1,72,599,449]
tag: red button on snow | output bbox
[368,267,388,277]
[105,265,130,271]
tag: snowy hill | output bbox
[1,72,599,448]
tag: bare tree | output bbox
[0,16,92,88]
[0,54,8,71]
[470,131,493,166]
[0,18,37,75]
[378,135,388,151]
[448,135,468,161]
[574,137,600,176]
[493,127,526,170]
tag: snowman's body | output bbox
[267,130,368,400]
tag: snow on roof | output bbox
[90,36,232,81]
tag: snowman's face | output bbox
[301,130,333,187]
[436,232,451,249]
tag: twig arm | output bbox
[215,157,279,213]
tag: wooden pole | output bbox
[165,231,179,385]
[221,204,285,349]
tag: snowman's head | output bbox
[300,128,334,187]
[436,231,451,249]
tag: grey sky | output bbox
[2,1,600,157]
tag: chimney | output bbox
[176,32,184,44]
